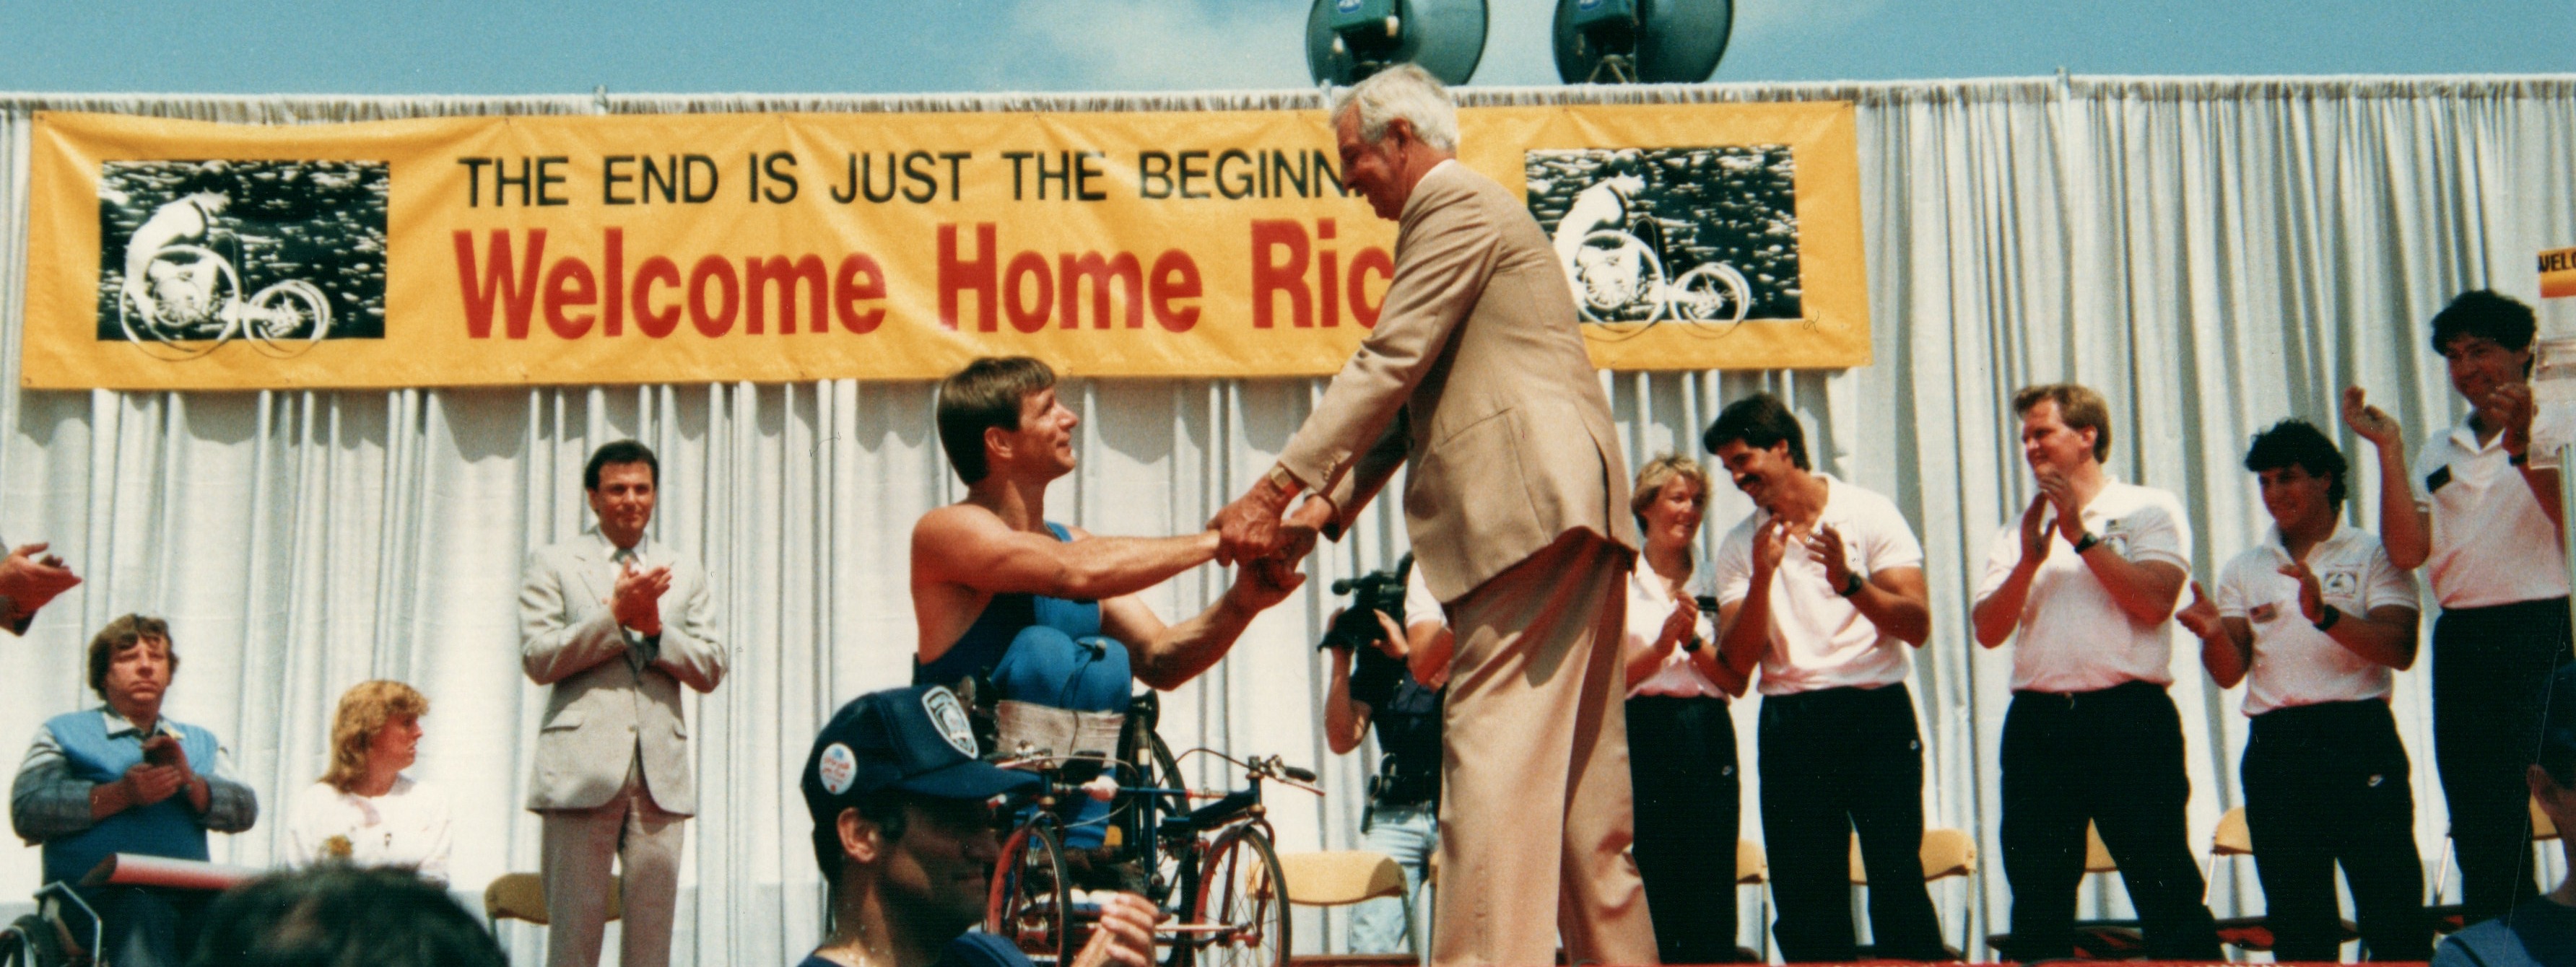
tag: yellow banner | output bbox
[22,103,1868,389]
[2545,245,2576,299]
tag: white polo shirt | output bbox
[1975,479,2193,692]
[1624,556,1728,699]
[2213,524,2421,716]
[2409,405,2574,608]
[1711,475,1923,695]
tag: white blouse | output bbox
[283,776,453,883]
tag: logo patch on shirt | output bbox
[2320,569,2359,600]
[2250,602,2279,623]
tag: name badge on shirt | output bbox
[2426,465,2453,494]
[2250,602,2280,623]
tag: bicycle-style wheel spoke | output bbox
[988,823,1075,966]
[1193,826,1289,967]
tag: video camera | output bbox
[1318,552,1414,652]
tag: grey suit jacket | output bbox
[520,531,726,815]
[1278,160,1637,605]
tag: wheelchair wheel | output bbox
[988,823,1074,967]
[1668,262,1752,331]
[118,243,241,360]
[1571,229,1665,324]
[1193,826,1289,967]
[244,279,333,356]
[0,914,64,967]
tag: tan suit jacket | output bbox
[519,531,726,815]
[1276,160,1637,603]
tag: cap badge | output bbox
[923,688,980,758]
[817,743,858,795]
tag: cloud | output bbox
[1004,0,1313,90]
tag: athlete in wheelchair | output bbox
[909,357,1310,880]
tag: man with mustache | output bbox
[1705,392,1946,962]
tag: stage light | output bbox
[1305,0,1489,87]
[1552,0,1733,84]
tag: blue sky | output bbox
[0,0,2567,95]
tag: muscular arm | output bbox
[2197,617,2254,689]
[915,507,1218,604]
[2077,551,2188,629]
[1850,566,1932,647]
[1099,584,1266,691]
[2331,605,2422,671]
[2372,441,2432,569]
[1970,563,2035,648]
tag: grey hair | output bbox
[1326,64,1459,153]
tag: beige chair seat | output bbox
[1276,851,1406,907]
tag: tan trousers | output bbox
[1433,531,1658,966]
[543,753,685,967]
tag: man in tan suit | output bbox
[1211,64,1655,966]
[521,439,728,967]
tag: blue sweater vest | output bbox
[40,711,218,885]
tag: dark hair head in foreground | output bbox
[189,865,505,967]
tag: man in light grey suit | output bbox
[521,439,727,967]
[1212,64,1654,966]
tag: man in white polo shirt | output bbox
[2179,419,2431,961]
[1705,393,1946,962]
[1972,382,2222,961]
[2344,289,2572,927]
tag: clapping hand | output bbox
[1750,518,1791,575]
[2277,559,2325,625]
[2016,494,2054,565]
[1803,523,1854,590]
[2035,470,2085,543]
[612,558,671,636]
[2175,582,2223,639]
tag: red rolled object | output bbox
[79,853,263,891]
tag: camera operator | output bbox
[1322,555,1449,956]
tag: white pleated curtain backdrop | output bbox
[1,77,2572,963]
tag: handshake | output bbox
[1208,466,1338,595]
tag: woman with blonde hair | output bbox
[1619,452,1750,964]
[282,680,451,882]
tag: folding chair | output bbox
[1848,827,1978,960]
[1277,850,1416,966]
[2200,805,2359,958]
[484,872,621,926]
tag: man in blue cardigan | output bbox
[10,615,256,967]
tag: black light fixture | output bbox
[1305,0,1489,86]
[1552,0,1733,84]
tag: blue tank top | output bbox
[915,522,1104,686]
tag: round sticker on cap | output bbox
[816,743,858,796]
[923,687,979,758]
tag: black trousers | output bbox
[1998,681,2221,961]
[1757,683,1948,962]
[2433,597,2573,924]
[2241,700,2430,961]
[1626,693,1740,964]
